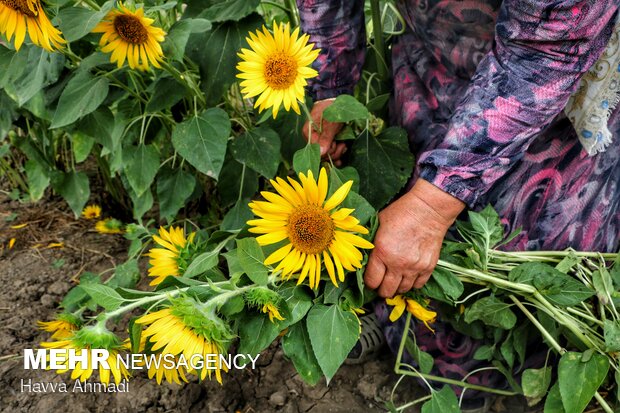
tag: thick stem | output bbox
[369,0,388,79]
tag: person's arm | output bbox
[297,0,366,100]
[297,0,366,160]
[365,0,618,298]
[418,0,618,207]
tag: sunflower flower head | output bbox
[82,204,102,220]
[247,168,373,289]
[136,296,234,384]
[147,226,196,286]
[92,3,166,71]
[95,218,123,234]
[244,286,285,323]
[37,313,81,340]
[40,324,129,385]
[386,295,437,332]
[236,21,320,118]
[0,0,65,51]
[123,337,189,385]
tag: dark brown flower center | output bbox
[114,14,148,44]
[1,0,38,17]
[287,205,334,255]
[264,53,298,90]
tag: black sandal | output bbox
[345,312,386,364]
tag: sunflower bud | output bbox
[245,287,285,323]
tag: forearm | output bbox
[297,0,366,99]
[418,0,618,207]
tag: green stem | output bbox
[283,0,300,26]
[437,260,536,294]
[80,0,100,11]
[160,60,206,107]
[394,313,518,396]
[299,100,316,145]
[369,0,388,79]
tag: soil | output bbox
[0,193,425,413]
[0,193,535,413]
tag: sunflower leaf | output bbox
[349,127,413,209]
[57,2,114,42]
[323,95,371,123]
[231,126,281,178]
[306,304,360,382]
[51,72,109,129]
[171,108,231,180]
[293,144,321,177]
[282,320,323,385]
[200,0,260,22]
[237,238,268,285]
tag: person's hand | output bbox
[364,179,465,297]
[302,99,348,165]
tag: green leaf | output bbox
[51,72,109,128]
[558,352,609,413]
[124,144,160,197]
[218,157,259,207]
[282,321,322,385]
[236,238,268,285]
[473,345,494,361]
[71,132,94,163]
[421,386,461,413]
[306,304,360,381]
[156,167,196,221]
[279,285,313,328]
[464,296,517,330]
[293,144,321,176]
[421,268,464,303]
[79,283,124,311]
[220,294,245,317]
[171,108,231,179]
[349,128,413,209]
[25,160,49,202]
[404,335,434,374]
[522,367,552,406]
[129,317,142,354]
[323,95,370,122]
[57,3,114,42]
[604,319,620,352]
[221,199,253,231]
[184,250,220,278]
[238,313,281,354]
[200,0,260,22]
[50,171,90,217]
[468,205,505,248]
[108,259,140,289]
[231,126,281,178]
[544,383,566,413]
[79,107,122,151]
[163,18,213,61]
[146,76,188,112]
[509,262,594,307]
[186,15,263,106]
[1,45,64,106]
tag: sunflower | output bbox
[81,204,102,220]
[136,301,233,384]
[0,0,65,51]
[41,326,129,385]
[95,218,123,234]
[147,226,195,286]
[236,21,320,118]
[247,168,374,289]
[37,314,80,340]
[261,303,284,323]
[123,337,189,385]
[386,295,437,332]
[92,3,165,71]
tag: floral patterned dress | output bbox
[298,0,620,396]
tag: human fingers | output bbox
[364,252,386,290]
[397,275,416,294]
[378,270,402,298]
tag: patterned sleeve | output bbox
[418,0,618,207]
[296,0,366,100]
